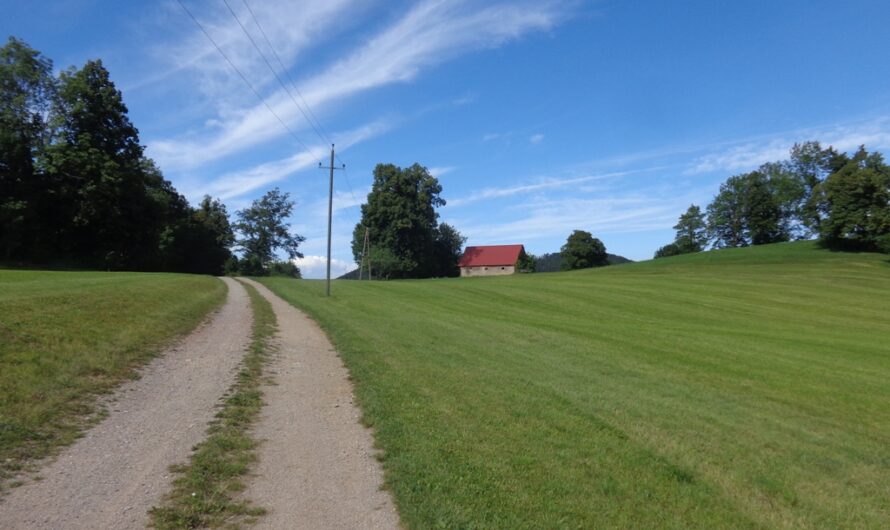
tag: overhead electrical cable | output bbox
[173,0,322,164]
[220,0,333,158]
[232,0,360,203]
[240,0,335,148]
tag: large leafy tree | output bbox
[0,37,55,260]
[39,59,163,267]
[743,171,786,245]
[815,147,890,252]
[707,175,748,248]
[707,171,787,247]
[352,163,463,278]
[234,188,304,275]
[560,230,607,270]
[788,141,848,233]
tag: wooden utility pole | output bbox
[319,144,344,297]
[359,226,372,280]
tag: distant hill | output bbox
[338,268,362,280]
[534,252,633,272]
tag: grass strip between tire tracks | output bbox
[150,280,276,529]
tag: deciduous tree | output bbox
[0,37,55,260]
[560,230,607,270]
[234,188,304,275]
[816,147,890,252]
[352,163,463,278]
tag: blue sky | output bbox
[5,0,890,277]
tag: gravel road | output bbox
[239,279,400,530]
[0,277,252,529]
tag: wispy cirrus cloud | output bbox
[686,117,890,175]
[183,118,391,200]
[448,168,660,207]
[148,0,570,171]
[454,189,706,248]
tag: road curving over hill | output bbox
[0,277,252,529]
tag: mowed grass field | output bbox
[260,242,890,529]
[0,270,225,485]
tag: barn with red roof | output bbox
[458,244,527,277]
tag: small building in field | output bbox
[459,244,526,277]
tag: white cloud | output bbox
[293,255,354,279]
[457,190,705,247]
[148,0,567,171]
[529,133,544,144]
[482,132,501,141]
[181,119,391,200]
[428,166,457,178]
[447,169,650,207]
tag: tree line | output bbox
[1,37,307,276]
[656,142,890,258]
[0,37,235,273]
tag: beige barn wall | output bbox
[460,265,515,277]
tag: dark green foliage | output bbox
[656,204,708,259]
[268,260,301,278]
[789,141,848,233]
[654,242,684,259]
[560,230,608,270]
[815,147,890,252]
[0,37,54,260]
[535,251,630,271]
[162,196,234,275]
[674,204,708,251]
[707,172,788,248]
[352,163,464,278]
[515,250,536,272]
[432,223,466,277]
[233,188,304,276]
[0,38,233,274]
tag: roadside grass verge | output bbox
[259,242,890,529]
[0,270,225,490]
[149,280,276,529]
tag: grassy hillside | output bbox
[0,270,225,487]
[260,242,890,529]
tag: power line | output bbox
[220,0,332,161]
[341,165,360,211]
[173,0,322,164]
[240,0,334,147]
[228,0,362,207]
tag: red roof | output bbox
[459,245,525,267]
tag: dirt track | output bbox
[0,277,251,529]
[239,279,399,530]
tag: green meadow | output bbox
[260,242,890,529]
[0,270,225,485]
